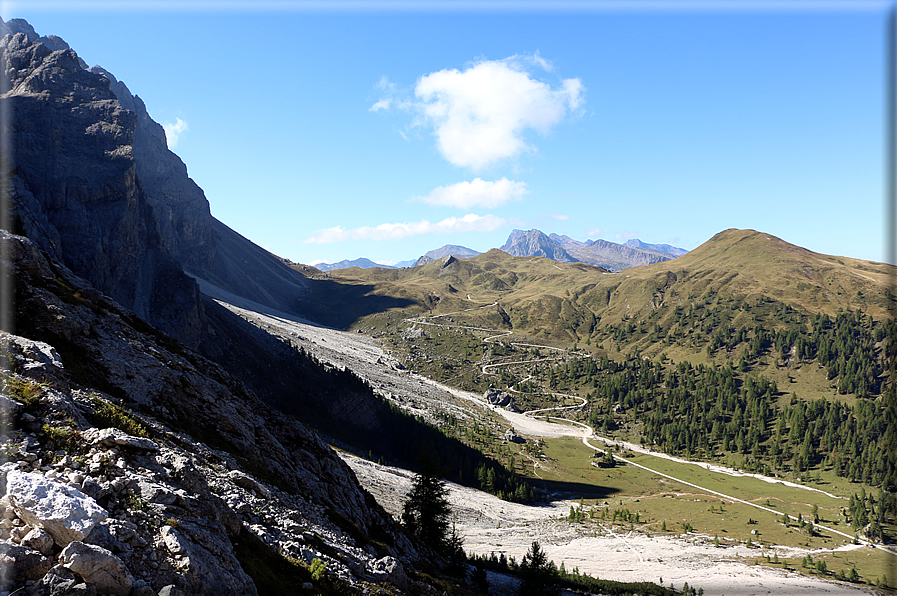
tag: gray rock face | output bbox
[0,541,55,585]
[60,541,133,596]
[501,229,578,263]
[368,556,409,591]
[88,64,215,275]
[2,19,312,347]
[81,428,159,452]
[564,237,677,271]
[22,527,55,555]
[35,564,83,595]
[498,229,684,272]
[6,470,107,547]
[1,27,206,346]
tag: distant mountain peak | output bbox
[499,229,688,271]
[413,244,480,268]
[624,238,688,258]
[501,229,578,263]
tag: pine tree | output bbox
[517,541,559,596]
[402,468,452,553]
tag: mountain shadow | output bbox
[296,277,418,329]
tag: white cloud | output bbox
[548,214,570,221]
[413,57,584,169]
[615,232,639,240]
[303,213,506,244]
[586,226,609,237]
[162,117,188,148]
[372,54,584,170]
[416,178,528,209]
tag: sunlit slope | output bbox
[325,229,894,342]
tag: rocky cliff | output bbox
[500,229,577,263]
[1,23,206,347]
[0,18,311,346]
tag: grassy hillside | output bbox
[316,229,892,342]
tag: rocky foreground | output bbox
[0,231,433,596]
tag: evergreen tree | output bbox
[402,468,452,553]
[517,541,559,596]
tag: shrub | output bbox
[89,396,150,438]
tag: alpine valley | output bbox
[0,17,895,596]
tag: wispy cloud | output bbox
[615,232,639,240]
[372,53,584,170]
[162,117,188,148]
[548,213,570,221]
[415,178,527,209]
[303,213,506,243]
[586,226,609,237]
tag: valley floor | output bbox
[200,286,885,596]
[343,452,876,596]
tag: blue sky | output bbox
[3,1,891,265]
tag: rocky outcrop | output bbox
[501,229,578,263]
[484,387,512,407]
[5,470,107,547]
[564,238,678,271]
[0,230,428,594]
[1,19,312,347]
[88,64,215,275]
[1,25,206,346]
[498,229,683,272]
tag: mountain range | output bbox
[313,233,685,273]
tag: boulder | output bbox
[81,427,159,451]
[0,541,54,585]
[228,470,270,499]
[60,541,133,596]
[84,518,139,554]
[5,470,107,546]
[368,556,409,591]
[21,526,54,555]
[35,564,81,595]
[484,387,511,407]
[159,524,257,595]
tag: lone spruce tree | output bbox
[402,467,451,552]
[517,540,559,596]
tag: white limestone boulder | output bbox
[5,470,107,546]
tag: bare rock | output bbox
[21,526,54,555]
[82,427,159,452]
[368,556,409,591]
[6,470,107,547]
[60,541,133,596]
[159,524,257,595]
[228,470,270,499]
[0,541,54,585]
[484,387,511,407]
[35,564,80,595]
[84,518,137,554]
